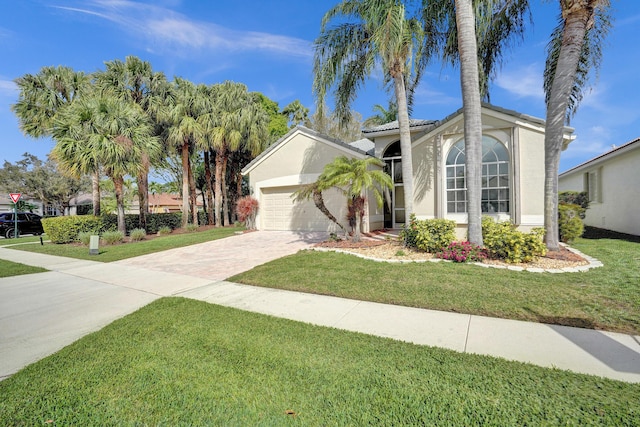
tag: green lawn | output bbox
[1,298,637,425]
[8,227,241,262]
[0,235,45,246]
[231,237,640,334]
[0,259,47,277]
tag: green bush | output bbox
[129,228,147,242]
[559,191,589,219]
[101,230,124,245]
[42,216,103,244]
[185,223,199,233]
[100,213,182,234]
[482,217,546,263]
[77,231,93,246]
[157,226,172,236]
[401,215,456,253]
[558,204,584,243]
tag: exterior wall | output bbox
[559,145,640,236]
[515,126,545,228]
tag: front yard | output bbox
[231,236,640,334]
[1,298,637,425]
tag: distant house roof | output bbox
[362,119,438,135]
[349,138,375,155]
[149,193,203,207]
[560,137,640,176]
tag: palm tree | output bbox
[314,0,426,222]
[282,100,310,128]
[53,91,160,233]
[543,0,611,250]
[363,101,398,128]
[422,0,530,245]
[292,182,346,234]
[160,78,203,228]
[11,66,100,213]
[316,156,392,242]
[209,81,269,226]
[95,56,169,230]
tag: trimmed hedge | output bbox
[482,217,546,263]
[558,204,584,243]
[42,216,103,244]
[100,213,182,234]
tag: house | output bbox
[559,137,640,236]
[147,192,204,214]
[0,194,46,216]
[242,104,575,237]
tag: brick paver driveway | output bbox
[114,230,326,280]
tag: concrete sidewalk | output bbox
[1,238,639,383]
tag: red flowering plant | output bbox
[436,241,488,263]
[236,196,259,230]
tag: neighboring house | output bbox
[0,194,45,216]
[243,104,575,237]
[559,137,640,236]
[148,193,203,214]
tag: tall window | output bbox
[446,136,510,213]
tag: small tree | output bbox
[316,156,392,242]
[236,196,259,230]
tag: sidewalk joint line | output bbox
[463,315,472,353]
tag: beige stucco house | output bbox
[559,137,639,236]
[243,104,575,236]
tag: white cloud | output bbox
[0,79,17,97]
[53,0,312,59]
[495,63,545,99]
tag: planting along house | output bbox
[559,137,640,236]
[242,104,575,237]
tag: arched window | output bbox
[446,136,509,213]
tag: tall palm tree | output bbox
[11,66,100,214]
[52,91,160,232]
[317,156,392,242]
[422,0,530,245]
[209,81,269,226]
[314,0,426,222]
[282,100,310,128]
[95,56,169,229]
[160,78,204,227]
[543,0,611,250]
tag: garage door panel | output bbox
[261,186,347,232]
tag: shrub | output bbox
[437,241,487,263]
[129,228,147,242]
[76,231,93,246]
[558,204,584,243]
[42,216,103,244]
[482,217,546,263]
[101,213,182,234]
[401,215,456,253]
[185,223,199,233]
[101,230,124,245]
[559,191,589,219]
[236,196,259,230]
[157,226,172,236]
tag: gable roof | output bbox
[362,119,438,135]
[559,137,640,176]
[242,125,370,175]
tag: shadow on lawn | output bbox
[582,226,640,243]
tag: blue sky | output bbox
[1,0,639,173]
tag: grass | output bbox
[0,298,637,425]
[231,237,640,334]
[8,227,240,262]
[0,235,44,246]
[0,259,47,277]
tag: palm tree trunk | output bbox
[393,74,414,223]
[180,140,190,228]
[455,0,483,246]
[222,155,229,226]
[92,169,101,216]
[188,156,198,225]
[136,153,150,230]
[544,6,591,251]
[204,149,215,225]
[113,175,126,233]
[312,186,345,231]
[214,147,226,227]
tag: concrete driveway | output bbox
[0,231,323,379]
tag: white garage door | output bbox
[261,186,345,232]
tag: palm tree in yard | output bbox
[11,66,100,213]
[317,156,392,242]
[52,91,160,233]
[363,100,398,128]
[543,0,611,250]
[95,56,169,230]
[314,0,426,222]
[209,81,269,227]
[422,0,530,245]
[160,78,204,228]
